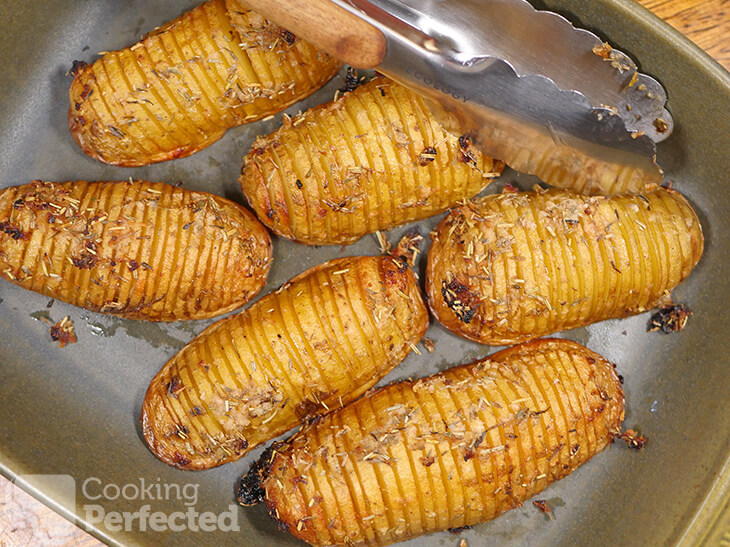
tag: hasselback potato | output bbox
[239,338,625,546]
[239,76,504,245]
[69,0,341,166]
[0,180,271,321]
[427,187,704,345]
[141,255,428,470]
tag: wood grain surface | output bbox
[1,1,726,546]
[244,0,387,67]
[641,0,730,68]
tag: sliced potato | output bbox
[239,77,504,245]
[0,180,271,321]
[240,338,625,546]
[427,187,704,345]
[141,255,428,470]
[69,0,341,166]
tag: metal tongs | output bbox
[246,0,673,194]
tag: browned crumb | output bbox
[460,539,468,547]
[0,221,25,240]
[533,499,555,520]
[648,304,692,334]
[423,338,435,353]
[619,429,648,451]
[448,526,473,535]
[417,146,437,166]
[392,230,423,267]
[457,134,479,166]
[653,118,669,133]
[166,376,185,398]
[49,316,77,347]
[593,42,613,59]
[441,278,481,324]
[340,67,365,94]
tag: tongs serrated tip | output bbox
[330,0,672,194]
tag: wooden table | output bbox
[643,0,730,67]
[0,1,727,546]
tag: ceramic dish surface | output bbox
[0,1,728,545]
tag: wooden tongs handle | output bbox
[244,0,387,68]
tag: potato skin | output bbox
[141,255,428,470]
[239,77,504,245]
[243,339,624,546]
[426,187,704,345]
[69,0,341,166]
[0,180,271,321]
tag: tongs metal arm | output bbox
[242,0,671,195]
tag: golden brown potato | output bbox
[141,255,428,470]
[239,338,625,546]
[426,187,704,345]
[69,0,341,166]
[239,77,504,245]
[0,180,271,321]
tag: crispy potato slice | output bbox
[239,77,504,245]
[141,255,428,470]
[69,0,341,166]
[0,180,271,321]
[426,187,704,345]
[240,339,625,546]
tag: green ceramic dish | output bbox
[0,1,728,545]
